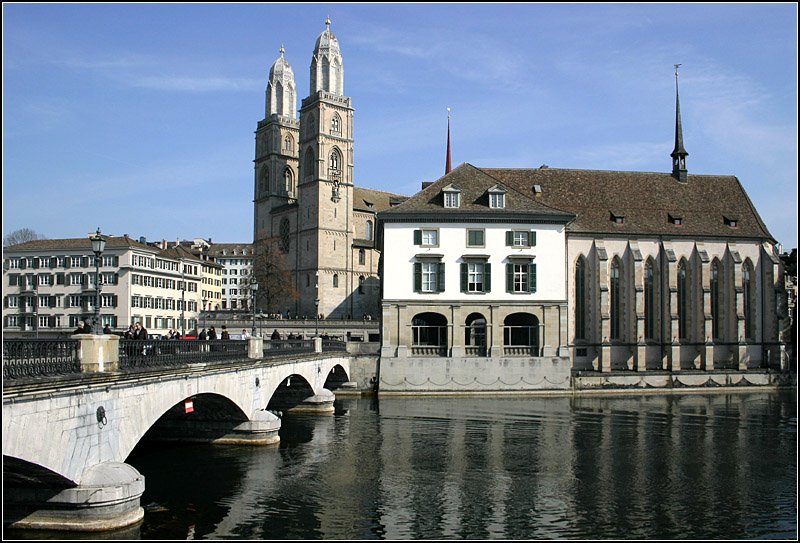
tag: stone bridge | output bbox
[2,336,351,532]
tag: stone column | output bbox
[489,305,503,357]
[450,304,463,357]
[396,304,409,358]
[75,334,120,373]
[248,336,264,358]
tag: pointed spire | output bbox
[445,108,452,175]
[671,64,688,182]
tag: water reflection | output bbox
[20,391,797,540]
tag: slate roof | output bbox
[353,187,409,213]
[379,164,574,222]
[380,163,774,241]
[5,236,156,253]
[483,167,773,240]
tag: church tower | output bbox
[296,18,356,318]
[253,47,300,243]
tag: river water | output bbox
[13,390,799,540]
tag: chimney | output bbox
[421,181,433,190]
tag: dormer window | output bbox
[724,216,738,228]
[442,184,461,208]
[611,212,625,224]
[488,184,507,209]
[669,214,683,226]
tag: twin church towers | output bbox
[253,18,392,320]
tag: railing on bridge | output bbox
[119,340,248,370]
[3,337,349,380]
[2,338,81,379]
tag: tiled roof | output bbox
[207,243,253,257]
[4,235,155,252]
[483,167,773,239]
[379,163,574,221]
[353,187,409,213]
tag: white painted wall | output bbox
[382,222,567,302]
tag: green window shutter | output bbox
[506,231,513,246]
[529,263,537,293]
[506,263,513,292]
[56,273,65,285]
[438,262,446,292]
[413,230,422,245]
[113,256,119,266]
[113,295,118,307]
[414,262,422,292]
[530,231,537,246]
[460,262,468,292]
[484,263,492,293]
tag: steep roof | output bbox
[483,167,773,240]
[353,186,409,213]
[379,163,574,222]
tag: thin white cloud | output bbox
[129,75,262,92]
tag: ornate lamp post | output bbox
[88,228,108,335]
[250,275,258,337]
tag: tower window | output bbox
[331,115,341,135]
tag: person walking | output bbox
[221,326,230,340]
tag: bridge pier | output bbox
[3,462,144,532]
[287,388,336,414]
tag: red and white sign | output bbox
[184,399,194,414]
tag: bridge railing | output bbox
[119,339,248,370]
[263,339,315,356]
[2,338,81,379]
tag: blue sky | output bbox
[3,3,797,248]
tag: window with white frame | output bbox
[8,258,20,269]
[490,192,505,209]
[506,261,537,293]
[461,261,490,293]
[38,295,49,308]
[421,262,438,292]
[38,274,51,286]
[414,229,439,247]
[7,295,19,308]
[444,190,460,208]
[71,256,82,267]
[7,315,19,327]
[70,273,84,286]
[38,316,49,328]
[506,230,536,247]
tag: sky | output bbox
[3,3,798,249]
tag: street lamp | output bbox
[88,228,108,335]
[250,275,258,337]
[314,271,320,338]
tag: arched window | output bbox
[275,82,284,117]
[644,259,655,340]
[465,313,487,353]
[358,249,365,266]
[331,114,341,134]
[283,134,293,152]
[743,260,755,340]
[412,312,447,354]
[304,149,315,181]
[678,260,688,340]
[575,257,587,341]
[259,166,270,195]
[333,274,339,288]
[711,260,721,340]
[610,258,622,340]
[366,220,373,241]
[358,275,365,294]
[329,149,341,173]
[504,313,539,353]
[284,168,294,194]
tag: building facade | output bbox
[378,76,787,380]
[3,236,205,337]
[252,19,405,320]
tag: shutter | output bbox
[32,258,39,269]
[57,273,64,285]
[460,263,468,293]
[19,259,26,269]
[113,295,118,307]
[506,263,513,292]
[484,263,491,293]
[506,231,513,246]
[413,230,422,245]
[115,274,119,285]
[529,263,537,293]
[413,262,422,292]
[64,258,70,269]
[49,296,56,307]
[530,231,537,246]
[114,256,119,266]
[3,297,7,309]
[49,316,56,327]
[438,262,446,292]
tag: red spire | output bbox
[445,109,452,174]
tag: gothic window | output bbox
[329,149,342,173]
[678,260,688,340]
[365,220,373,241]
[333,274,339,288]
[283,134,293,152]
[711,260,721,340]
[304,149,315,181]
[610,258,622,340]
[575,257,587,341]
[359,249,366,266]
[284,168,294,194]
[331,114,341,135]
[358,275,365,294]
[743,260,755,340]
[644,259,656,340]
[279,219,290,253]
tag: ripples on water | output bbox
[26,391,799,540]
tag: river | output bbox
[12,390,799,539]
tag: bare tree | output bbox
[251,237,299,314]
[3,228,47,247]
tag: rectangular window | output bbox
[38,295,49,308]
[467,263,484,292]
[444,191,460,208]
[70,256,82,267]
[8,258,20,269]
[70,273,84,285]
[414,261,444,293]
[7,295,19,308]
[39,316,49,328]
[38,274,51,286]
[506,230,536,247]
[413,229,439,246]
[490,193,505,209]
[466,229,485,247]
[506,262,537,293]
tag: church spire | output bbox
[445,108,452,175]
[671,64,688,182]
